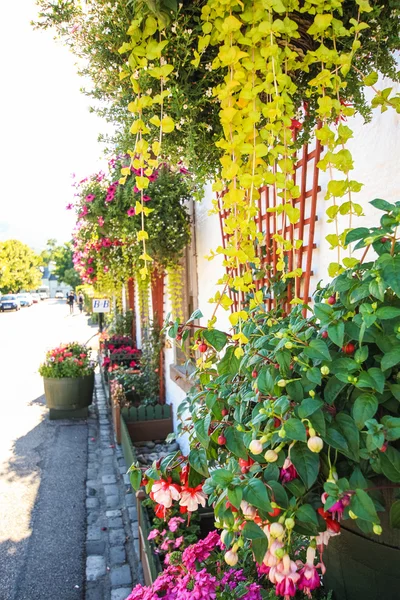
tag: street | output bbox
[0,299,98,600]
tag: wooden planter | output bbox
[121,404,173,443]
[43,374,94,419]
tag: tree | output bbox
[40,238,58,267]
[52,242,82,289]
[0,240,43,293]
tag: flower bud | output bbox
[224,550,239,566]
[309,390,315,398]
[373,524,382,536]
[220,530,229,544]
[249,440,264,455]
[240,500,257,519]
[278,428,286,438]
[321,365,330,375]
[285,517,295,530]
[277,379,286,387]
[307,436,323,453]
[348,510,358,520]
[260,435,269,444]
[275,547,285,559]
[264,450,279,463]
[285,341,293,349]
[270,522,284,538]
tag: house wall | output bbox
[163,95,400,444]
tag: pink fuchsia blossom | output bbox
[269,554,300,599]
[133,186,140,194]
[148,171,159,182]
[151,480,181,508]
[127,207,136,217]
[85,194,95,202]
[326,493,351,521]
[168,517,185,532]
[179,485,207,512]
[87,257,94,264]
[280,458,298,483]
[298,547,321,598]
[66,203,74,210]
[263,540,284,568]
[102,238,111,248]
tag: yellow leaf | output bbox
[120,167,131,176]
[234,347,244,359]
[139,253,153,262]
[137,230,149,241]
[135,201,143,214]
[150,115,161,127]
[135,176,149,190]
[119,176,127,185]
[161,116,175,133]
[139,266,148,279]
[220,294,233,310]
[152,141,161,156]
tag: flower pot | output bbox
[323,521,400,599]
[43,374,94,419]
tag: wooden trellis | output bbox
[218,134,322,314]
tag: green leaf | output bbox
[350,489,378,523]
[304,339,331,361]
[290,443,320,488]
[284,418,307,442]
[227,486,243,509]
[381,255,400,298]
[328,321,345,347]
[286,380,304,402]
[203,329,228,351]
[324,376,347,404]
[380,446,400,482]
[336,413,360,461]
[325,427,349,453]
[352,394,378,429]
[212,468,233,486]
[267,480,288,508]
[314,303,334,322]
[390,500,400,529]
[130,469,142,491]
[298,397,324,419]
[350,283,371,303]
[354,346,368,364]
[187,309,203,322]
[381,416,400,441]
[252,538,270,565]
[344,227,370,245]
[370,198,394,212]
[194,415,211,448]
[225,426,248,459]
[243,479,272,511]
[217,346,240,377]
[242,520,267,539]
[284,478,306,497]
[257,366,275,395]
[306,367,322,385]
[375,306,400,320]
[381,348,400,371]
[188,448,209,478]
[363,71,379,86]
[369,279,385,302]
[309,409,326,437]
[296,503,319,526]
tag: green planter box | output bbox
[121,404,173,442]
[43,374,94,419]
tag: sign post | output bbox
[92,299,110,333]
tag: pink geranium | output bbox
[168,516,185,532]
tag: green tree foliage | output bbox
[52,242,82,289]
[0,240,42,293]
[39,238,57,266]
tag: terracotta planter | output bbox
[43,374,94,419]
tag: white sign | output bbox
[92,298,110,313]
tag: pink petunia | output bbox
[85,194,95,202]
[142,195,151,202]
[127,207,136,217]
[66,203,74,210]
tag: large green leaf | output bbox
[243,479,272,511]
[345,227,370,245]
[257,366,275,395]
[350,489,378,523]
[227,486,243,509]
[369,279,385,302]
[298,397,324,419]
[296,503,319,526]
[375,306,400,320]
[194,415,211,448]
[352,394,378,430]
[381,347,400,371]
[242,522,268,564]
[328,321,344,347]
[284,418,307,442]
[267,480,288,508]
[130,469,142,491]
[217,346,240,377]
[203,329,228,351]
[381,255,400,298]
[304,339,331,361]
[335,413,360,461]
[290,443,320,488]
[379,446,400,482]
[188,448,209,478]
[225,426,248,459]
[324,376,347,405]
[324,427,349,453]
[381,416,400,441]
[390,500,400,529]
[212,468,234,486]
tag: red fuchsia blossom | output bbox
[127,207,136,217]
[179,485,207,512]
[280,458,297,483]
[151,480,181,508]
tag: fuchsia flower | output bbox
[326,493,351,521]
[133,186,140,193]
[280,458,298,483]
[127,207,136,217]
[179,485,207,512]
[147,529,160,541]
[269,554,300,599]
[85,194,95,202]
[298,547,321,597]
[151,480,181,508]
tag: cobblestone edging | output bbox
[85,374,141,600]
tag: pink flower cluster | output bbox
[106,181,118,203]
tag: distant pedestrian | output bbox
[67,291,75,314]
[78,293,84,314]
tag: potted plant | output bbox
[39,342,96,419]
[128,199,400,600]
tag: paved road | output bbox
[0,299,98,600]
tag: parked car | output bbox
[16,293,33,307]
[55,291,64,299]
[31,293,40,303]
[39,292,48,300]
[0,294,21,312]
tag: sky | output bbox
[0,0,111,252]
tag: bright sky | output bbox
[0,0,111,252]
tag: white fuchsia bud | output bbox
[249,440,264,455]
[224,550,239,566]
[277,379,287,387]
[321,365,330,375]
[270,522,284,538]
[240,500,257,519]
[307,435,323,453]
[285,517,295,530]
[264,449,279,463]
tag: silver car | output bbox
[0,294,21,312]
